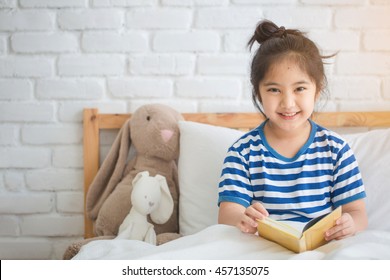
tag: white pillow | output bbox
[178,119,390,235]
[178,121,243,235]
[343,129,390,231]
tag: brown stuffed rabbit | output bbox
[63,104,183,259]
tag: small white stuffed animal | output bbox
[116,171,174,245]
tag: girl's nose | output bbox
[281,92,295,108]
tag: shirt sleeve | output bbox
[218,146,254,208]
[331,142,366,208]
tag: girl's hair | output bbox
[247,20,333,114]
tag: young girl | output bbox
[218,20,367,242]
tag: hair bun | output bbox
[248,20,302,49]
[278,26,287,37]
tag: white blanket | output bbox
[73,225,390,260]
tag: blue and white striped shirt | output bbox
[218,120,366,223]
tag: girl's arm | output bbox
[218,201,269,234]
[325,199,368,241]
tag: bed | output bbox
[75,109,390,260]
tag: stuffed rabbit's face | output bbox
[130,105,183,161]
[131,176,161,216]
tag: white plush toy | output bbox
[116,171,174,245]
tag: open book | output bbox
[257,206,342,253]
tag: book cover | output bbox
[257,206,342,253]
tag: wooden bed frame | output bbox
[83,108,390,238]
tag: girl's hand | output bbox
[238,202,269,234]
[324,213,356,241]
[324,200,368,241]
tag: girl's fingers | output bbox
[325,213,354,240]
[252,202,269,216]
[246,203,269,220]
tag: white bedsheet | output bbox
[73,224,390,260]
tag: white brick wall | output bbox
[1,1,390,260]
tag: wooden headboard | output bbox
[83,109,390,238]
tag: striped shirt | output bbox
[218,119,366,223]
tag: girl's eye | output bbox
[296,87,306,92]
[267,88,280,94]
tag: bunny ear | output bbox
[86,119,132,220]
[150,175,174,224]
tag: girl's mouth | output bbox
[279,112,299,119]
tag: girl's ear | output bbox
[150,175,174,224]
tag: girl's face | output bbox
[258,58,318,135]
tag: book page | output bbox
[259,217,301,238]
[257,218,304,253]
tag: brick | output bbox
[223,31,252,52]
[108,78,173,98]
[56,192,83,213]
[58,101,126,122]
[316,99,337,112]
[0,216,19,236]
[22,124,82,144]
[371,0,390,4]
[0,174,4,192]
[0,193,53,214]
[82,31,148,52]
[0,10,54,31]
[128,100,197,113]
[383,78,390,100]
[153,31,220,52]
[265,7,332,28]
[335,8,390,28]
[0,103,54,122]
[232,0,294,3]
[363,31,390,51]
[163,0,228,5]
[0,125,17,145]
[36,78,104,100]
[339,101,390,112]
[20,0,87,8]
[92,0,157,6]
[26,169,83,191]
[176,78,241,98]
[20,215,84,236]
[0,239,52,260]
[53,146,83,168]
[0,147,51,168]
[300,0,364,4]
[329,77,381,100]
[58,54,126,76]
[197,54,250,75]
[0,79,33,100]
[196,7,263,28]
[0,0,16,8]
[308,31,360,52]
[11,33,78,53]
[129,54,195,75]
[0,56,54,77]
[4,171,25,192]
[336,53,390,75]
[199,100,255,113]
[126,8,191,29]
[58,10,123,30]
[0,35,6,54]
